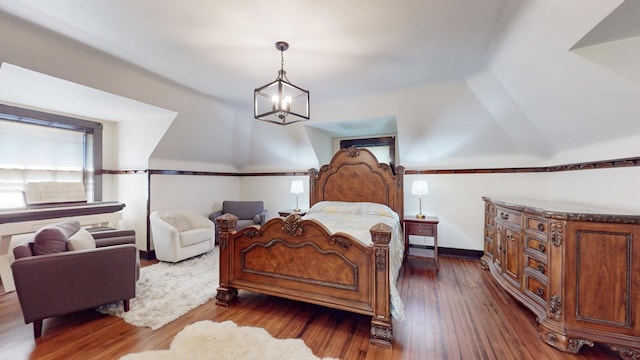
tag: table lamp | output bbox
[290,180,304,212]
[411,180,429,219]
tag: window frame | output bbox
[339,136,396,169]
[0,103,103,202]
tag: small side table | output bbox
[278,209,307,217]
[403,216,439,270]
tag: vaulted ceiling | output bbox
[1,1,639,171]
[0,0,511,107]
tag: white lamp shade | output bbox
[290,180,304,194]
[411,180,429,196]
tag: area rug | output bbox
[120,320,338,360]
[98,247,219,330]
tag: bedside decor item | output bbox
[411,180,429,219]
[254,41,310,125]
[290,180,304,212]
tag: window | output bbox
[0,104,102,208]
[339,136,396,169]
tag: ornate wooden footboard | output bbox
[216,213,394,346]
[215,146,404,347]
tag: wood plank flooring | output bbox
[0,256,622,359]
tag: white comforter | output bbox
[304,201,405,320]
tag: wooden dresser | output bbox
[481,197,640,358]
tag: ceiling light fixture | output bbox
[254,41,310,125]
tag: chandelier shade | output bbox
[254,41,310,125]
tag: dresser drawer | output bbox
[525,254,547,277]
[485,202,495,215]
[524,273,548,304]
[496,207,522,226]
[525,235,548,255]
[525,215,548,235]
[485,238,494,255]
[406,222,435,236]
[485,214,495,227]
[484,227,494,241]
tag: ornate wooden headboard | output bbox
[308,146,405,220]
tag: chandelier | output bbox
[254,41,310,125]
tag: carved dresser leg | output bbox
[609,345,640,360]
[215,286,238,307]
[370,320,392,348]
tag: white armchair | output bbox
[149,209,214,262]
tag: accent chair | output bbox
[150,209,215,262]
[209,201,268,244]
[11,220,138,338]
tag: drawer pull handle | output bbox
[537,264,545,274]
[535,287,545,297]
[537,223,545,232]
[500,212,509,220]
[538,244,546,252]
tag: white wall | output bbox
[150,174,238,215]
[404,172,549,251]
[549,167,640,213]
[240,176,310,220]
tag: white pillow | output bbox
[67,228,97,251]
[161,214,191,232]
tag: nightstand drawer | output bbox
[405,222,435,236]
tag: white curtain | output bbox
[0,120,86,208]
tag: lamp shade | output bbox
[290,180,304,194]
[411,180,429,196]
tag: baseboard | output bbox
[139,249,156,260]
[411,245,483,259]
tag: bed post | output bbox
[370,223,393,348]
[394,165,405,221]
[215,213,238,306]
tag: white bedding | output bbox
[304,201,405,321]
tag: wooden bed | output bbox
[214,146,405,347]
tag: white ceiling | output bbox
[0,0,512,108]
[2,0,640,170]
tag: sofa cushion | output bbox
[179,228,211,247]
[161,213,191,232]
[236,219,256,230]
[33,220,81,255]
[67,228,97,251]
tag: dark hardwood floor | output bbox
[0,256,622,360]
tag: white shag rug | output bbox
[98,247,219,330]
[120,320,338,360]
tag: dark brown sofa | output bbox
[11,221,138,338]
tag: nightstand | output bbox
[403,216,439,270]
[278,209,307,217]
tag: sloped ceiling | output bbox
[0,0,510,107]
[1,0,639,170]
